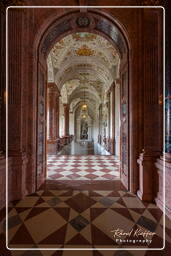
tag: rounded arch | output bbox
[35,8,131,191]
[37,9,130,62]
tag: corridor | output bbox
[2,4,170,256]
[57,141,111,156]
[47,141,119,182]
[47,141,120,181]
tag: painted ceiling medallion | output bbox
[76,16,90,27]
[76,45,94,56]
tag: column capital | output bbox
[109,82,115,92]
[106,90,110,97]
[47,83,60,95]
[115,78,121,85]
[63,103,70,109]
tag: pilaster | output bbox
[110,83,115,155]
[8,9,28,200]
[0,12,5,155]
[0,155,6,209]
[47,83,60,154]
[155,2,171,218]
[137,9,163,202]
[63,103,70,136]
[8,152,28,201]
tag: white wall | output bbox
[92,118,99,143]
[110,92,113,138]
[69,112,74,135]
[59,99,64,137]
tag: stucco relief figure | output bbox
[80,120,88,140]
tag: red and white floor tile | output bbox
[47,155,120,181]
[1,180,171,255]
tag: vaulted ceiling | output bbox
[47,32,120,119]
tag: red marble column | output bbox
[0,12,6,209]
[110,83,115,155]
[8,9,28,200]
[155,155,171,218]
[63,104,70,136]
[137,9,163,202]
[56,92,60,138]
[47,83,60,154]
[0,155,6,209]
[155,3,171,219]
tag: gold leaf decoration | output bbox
[76,45,95,56]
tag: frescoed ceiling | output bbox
[50,33,119,69]
[47,32,120,118]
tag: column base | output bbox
[8,152,28,201]
[26,154,36,195]
[137,189,154,202]
[0,154,14,208]
[109,137,115,155]
[155,155,171,219]
[137,151,160,202]
[47,139,58,155]
[0,155,6,209]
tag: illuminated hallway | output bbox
[47,155,120,181]
[1,2,171,255]
[55,141,112,156]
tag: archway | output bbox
[35,10,130,191]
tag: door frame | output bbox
[34,9,132,191]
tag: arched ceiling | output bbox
[47,32,120,120]
[73,100,98,121]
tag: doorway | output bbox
[45,31,123,183]
[36,10,130,191]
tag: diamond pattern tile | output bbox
[1,181,170,253]
[47,155,120,181]
[70,215,89,231]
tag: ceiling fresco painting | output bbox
[47,32,120,120]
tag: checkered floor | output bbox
[47,155,120,181]
[1,181,171,255]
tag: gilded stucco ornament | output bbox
[47,32,120,125]
[50,33,119,69]
[76,45,95,56]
